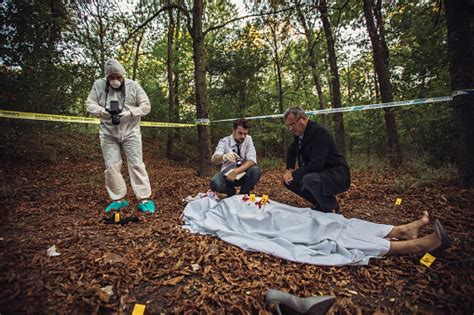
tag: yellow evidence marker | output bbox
[132,303,146,315]
[249,194,256,202]
[395,198,402,206]
[114,212,121,223]
[420,253,436,267]
[261,194,269,205]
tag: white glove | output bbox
[100,109,111,119]
[222,151,240,163]
[119,111,132,118]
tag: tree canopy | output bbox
[1,0,470,183]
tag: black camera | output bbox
[233,149,243,167]
[108,100,122,125]
[236,158,243,167]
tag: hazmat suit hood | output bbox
[104,59,126,78]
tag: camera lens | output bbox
[112,114,120,125]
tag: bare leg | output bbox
[386,211,430,240]
[386,232,441,255]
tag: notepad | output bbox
[224,169,246,180]
[222,160,246,180]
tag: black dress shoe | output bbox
[265,289,335,315]
[434,219,452,252]
[310,205,340,214]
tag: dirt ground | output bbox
[0,133,473,314]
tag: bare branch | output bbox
[204,5,299,35]
[335,0,350,27]
[281,41,293,60]
[433,0,443,30]
[123,4,191,45]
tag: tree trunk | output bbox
[238,82,247,116]
[97,5,106,76]
[132,31,144,81]
[172,8,182,153]
[347,66,351,103]
[373,65,380,101]
[296,4,328,126]
[444,0,474,187]
[192,0,212,176]
[374,0,389,66]
[363,0,402,167]
[270,23,287,156]
[166,2,176,158]
[319,0,345,156]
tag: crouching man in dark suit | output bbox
[282,107,350,213]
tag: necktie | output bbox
[236,144,241,157]
[298,137,303,166]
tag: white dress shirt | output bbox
[212,134,257,171]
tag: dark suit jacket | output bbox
[287,120,350,195]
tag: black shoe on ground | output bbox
[311,205,340,213]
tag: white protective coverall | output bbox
[86,59,152,201]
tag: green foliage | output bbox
[258,157,284,172]
[0,120,100,164]
[345,109,387,163]
[388,2,449,99]
[0,0,74,113]
[390,160,457,192]
[397,103,457,166]
[0,0,460,175]
[207,22,270,120]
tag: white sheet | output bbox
[182,195,393,266]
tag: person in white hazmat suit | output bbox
[86,59,155,213]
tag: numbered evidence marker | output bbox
[132,304,146,315]
[395,198,402,206]
[420,253,436,267]
[249,194,256,202]
[114,212,121,223]
[261,194,269,205]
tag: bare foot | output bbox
[403,211,430,239]
[417,232,442,254]
[388,232,441,255]
[391,211,430,240]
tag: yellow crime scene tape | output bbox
[0,109,197,128]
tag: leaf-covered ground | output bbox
[0,133,473,314]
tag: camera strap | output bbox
[104,80,127,110]
[228,136,242,159]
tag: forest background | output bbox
[1,1,474,313]
[0,0,472,183]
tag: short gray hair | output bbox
[283,107,307,120]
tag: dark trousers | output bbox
[210,165,262,197]
[284,172,340,213]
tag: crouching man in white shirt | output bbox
[210,118,261,197]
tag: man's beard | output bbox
[233,134,244,144]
